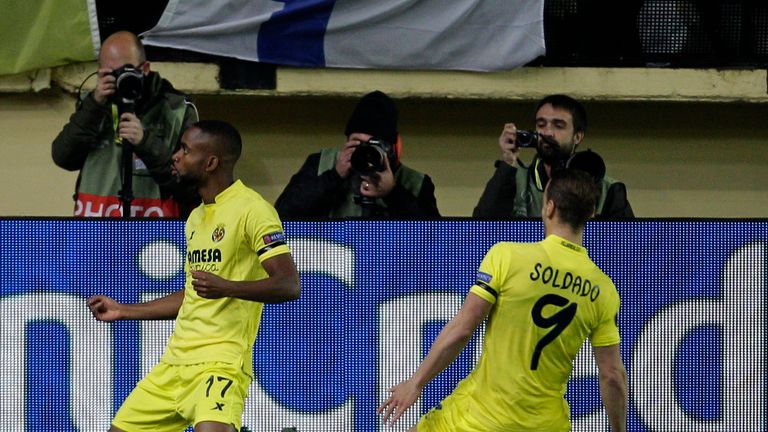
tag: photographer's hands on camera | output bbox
[93,67,145,146]
[336,133,396,198]
[499,123,521,167]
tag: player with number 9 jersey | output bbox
[419,234,620,431]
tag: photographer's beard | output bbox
[536,135,576,168]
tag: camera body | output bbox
[110,64,144,105]
[350,137,394,176]
[514,130,538,148]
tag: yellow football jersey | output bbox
[161,180,290,377]
[424,234,621,431]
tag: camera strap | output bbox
[111,104,123,145]
[533,158,545,191]
[75,71,98,111]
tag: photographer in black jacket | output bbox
[275,90,439,219]
[473,94,633,218]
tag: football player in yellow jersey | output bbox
[378,169,627,432]
[87,120,300,432]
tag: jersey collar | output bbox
[210,179,245,205]
[545,234,587,255]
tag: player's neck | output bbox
[199,175,235,204]
[544,223,584,246]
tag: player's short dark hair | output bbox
[546,169,600,230]
[194,120,242,162]
[536,94,587,134]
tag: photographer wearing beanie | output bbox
[275,90,440,219]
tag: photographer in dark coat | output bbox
[275,90,440,219]
[473,94,633,219]
[52,31,198,218]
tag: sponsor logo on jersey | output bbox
[187,248,222,264]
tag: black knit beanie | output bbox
[344,90,398,144]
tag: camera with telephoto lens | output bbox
[110,64,144,105]
[512,130,538,148]
[350,137,394,176]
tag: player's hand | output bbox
[93,68,116,106]
[118,112,145,145]
[87,295,123,322]
[499,122,520,167]
[360,156,395,198]
[376,379,422,426]
[191,271,232,299]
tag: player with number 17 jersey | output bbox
[161,180,291,378]
[423,234,620,431]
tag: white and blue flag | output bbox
[141,0,545,72]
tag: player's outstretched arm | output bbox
[594,344,628,432]
[377,292,492,427]
[87,291,184,321]
[191,253,300,303]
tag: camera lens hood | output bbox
[351,143,387,175]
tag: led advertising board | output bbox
[0,219,765,431]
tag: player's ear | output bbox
[542,183,555,220]
[205,155,219,172]
[544,199,556,219]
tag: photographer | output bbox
[473,94,633,218]
[52,31,199,218]
[275,90,439,219]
